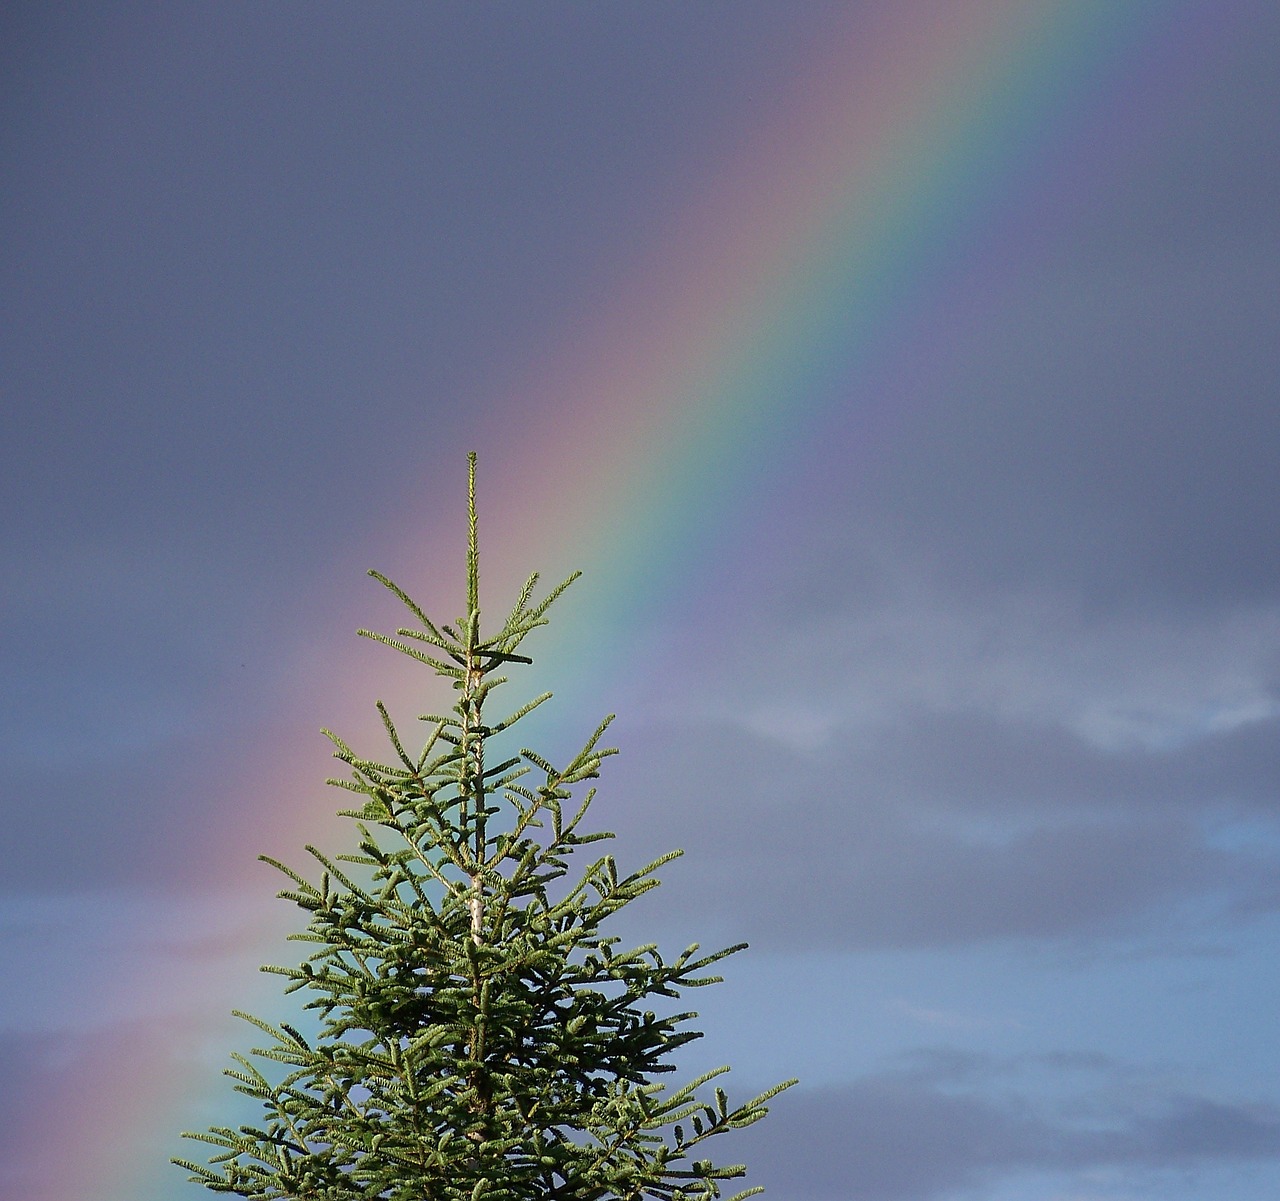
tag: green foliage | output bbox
[176,454,794,1200]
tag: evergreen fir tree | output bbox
[176,454,794,1200]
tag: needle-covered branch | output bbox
[177,457,793,1200]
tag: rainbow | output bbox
[34,5,1190,1197]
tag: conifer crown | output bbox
[176,453,795,1200]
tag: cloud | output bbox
[600,701,1280,950]
[649,565,1280,756]
[739,1054,1280,1201]
[604,549,1280,952]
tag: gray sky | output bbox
[4,4,1280,1200]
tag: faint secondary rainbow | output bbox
[48,5,1186,1198]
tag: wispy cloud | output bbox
[741,1052,1280,1200]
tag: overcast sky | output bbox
[4,4,1280,1200]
